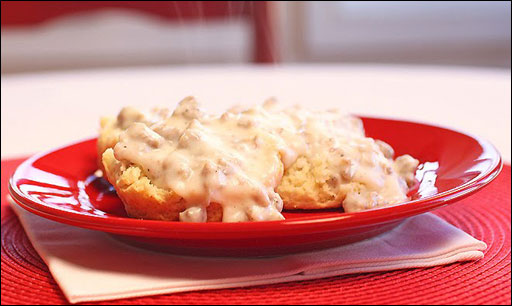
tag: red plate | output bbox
[9,117,502,257]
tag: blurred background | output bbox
[1,1,511,161]
[1,1,510,73]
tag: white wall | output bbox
[1,10,252,73]
[278,1,511,67]
[2,1,511,73]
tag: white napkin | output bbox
[10,199,486,304]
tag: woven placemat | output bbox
[1,158,510,305]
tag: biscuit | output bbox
[277,155,347,209]
[98,98,418,222]
[102,148,223,222]
[97,116,121,172]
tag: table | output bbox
[2,65,511,304]
[1,65,510,161]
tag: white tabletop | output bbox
[2,64,510,162]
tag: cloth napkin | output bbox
[9,198,486,304]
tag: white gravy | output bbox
[112,97,418,222]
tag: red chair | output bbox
[1,1,277,63]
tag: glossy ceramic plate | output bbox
[9,117,502,257]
